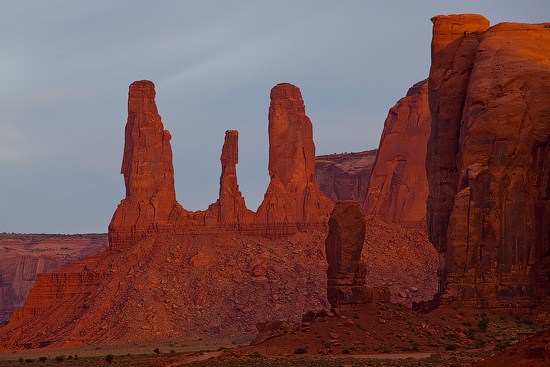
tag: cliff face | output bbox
[363,80,431,229]
[426,14,550,306]
[254,83,334,237]
[315,150,377,204]
[0,235,107,323]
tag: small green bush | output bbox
[39,357,47,363]
[54,355,65,363]
[478,316,490,332]
[293,347,307,354]
[475,335,486,349]
[444,344,458,351]
[105,354,114,364]
[25,359,34,363]
[18,357,24,365]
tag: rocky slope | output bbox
[363,79,431,229]
[0,234,107,323]
[315,150,377,204]
[426,14,550,306]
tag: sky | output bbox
[1,1,548,234]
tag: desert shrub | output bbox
[494,343,507,351]
[478,316,490,332]
[521,316,533,325]
[444,344,458,351]
[18,357,24,365]
[342,349,350,354]
[475,336,486,349]
[25,359,34,363]
[54,355,65,363]
[153,348,160,355]
[293,347,307,354]
[39,357,47,363]
[105,354,114,364]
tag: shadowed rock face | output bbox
[326,201,389,309]
[426,14,550,306]
[363,79,431,229]
[315,150,377,205]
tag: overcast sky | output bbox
[1,1,548,234]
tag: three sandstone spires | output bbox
[109,80,334,250]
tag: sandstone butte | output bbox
[363,79,431,229]
[325,201,389,310]
[426,14,550,307]
[0,80,438,349]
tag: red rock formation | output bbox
[426,15,550,306]
[363,80,431,229]
[109,80,186,250]
[0,234,107,323]
[255,83,334,237]
[315,150,377,204]
[426,14,490,271]
[326,201,389,309]
[207,130,254,227]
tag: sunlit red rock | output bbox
[255,83,334,237]
[207,130,254,227]
[426,15,550,306]
[363,79,430,229]
[108,80,186,250]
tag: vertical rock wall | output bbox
[363,79,431,229]
[426,14,550,306]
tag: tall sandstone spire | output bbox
[208,130,254,227]
[109,80,185,250]
[255,83,334,237]
[426,15,550,306]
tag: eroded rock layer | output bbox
[363,79,431,229]
[0,234,107,323]
[426,14,550,306]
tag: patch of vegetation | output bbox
[477,316,490,332]
[105,354,114,364]
[293,347,307,354]
[444,343,458,351]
